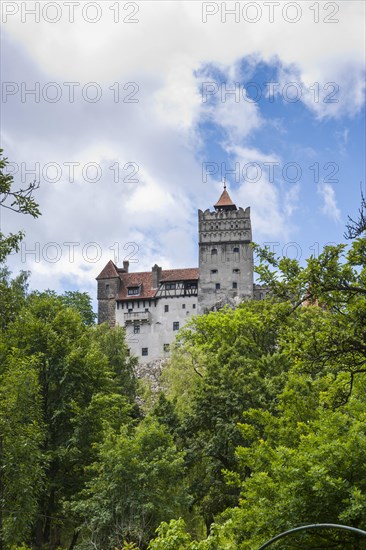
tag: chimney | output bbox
[152,264,162,289]
[123,261,129,273]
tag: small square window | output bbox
[211,269,217,274]
[233,268,240,274]
[173,321,179,331]
[142,348,148,356]
[145,308,149,312]
[215,283,221,290]
[134,325,140,334]
[163,344,169,352]
[128,308,133,313]
[232,282,238,289]
[164,304,169,312]
[182,304,186,309]
[192,304,196,309]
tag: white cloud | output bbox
[223,145,292,240]
[318,182,342,223]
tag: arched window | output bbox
[233,247,239,253]
[211,248,218,255]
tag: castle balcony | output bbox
[124,311,152,324]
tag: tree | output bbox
[2,291,138,549]
[73,417,188,549]
[205,232,366,548]
[153,224,366,548]
[0,149,40,262]
[60,291,96,326]
[344,185,366,239]
[0,354,45,549]
[0,266,29,331]
[162,301,290,532]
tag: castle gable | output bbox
[96,259,119,279]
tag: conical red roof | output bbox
[214,185,237,209]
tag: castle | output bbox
[97,186,266,363]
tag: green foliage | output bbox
[0,149,40,262]
[1,286,138,549]
[0,354,45,546]
[148,518,232,550]
[59,291,96,326]
[163,301,290,527]
[73,417,188,549]
[154,233,366,548]
[0,266,29,331]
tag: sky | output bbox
[1,1,365,309]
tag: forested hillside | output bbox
[1,151,365,549]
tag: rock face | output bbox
[134,358,167,392]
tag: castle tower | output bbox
[198,185,254,313]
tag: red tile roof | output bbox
[214,187,236,208]
[96,260,119,279]
[116,267,199,301]
[160,268,199,282]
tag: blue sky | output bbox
[1,1,365,306]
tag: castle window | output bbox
[134,325,140,334]
[173,321,179,331]
[182,304,186,309]
[163,344,169,352]
[233,268,240,274]
[215,283,221,290]
[185,282,197,289]
[165,282,176,290]
[192,304,196,309]
[106,283,110,292]
[142,348,148,356]
[211,248,217,255]
[127,348,130,356]
[128,308,133,313]
[211,269,218,274]
[164,304,169,312]
[233,247,239,253]
[232,282,238,289]
[128,286,139,295]
[145,308,149,313]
